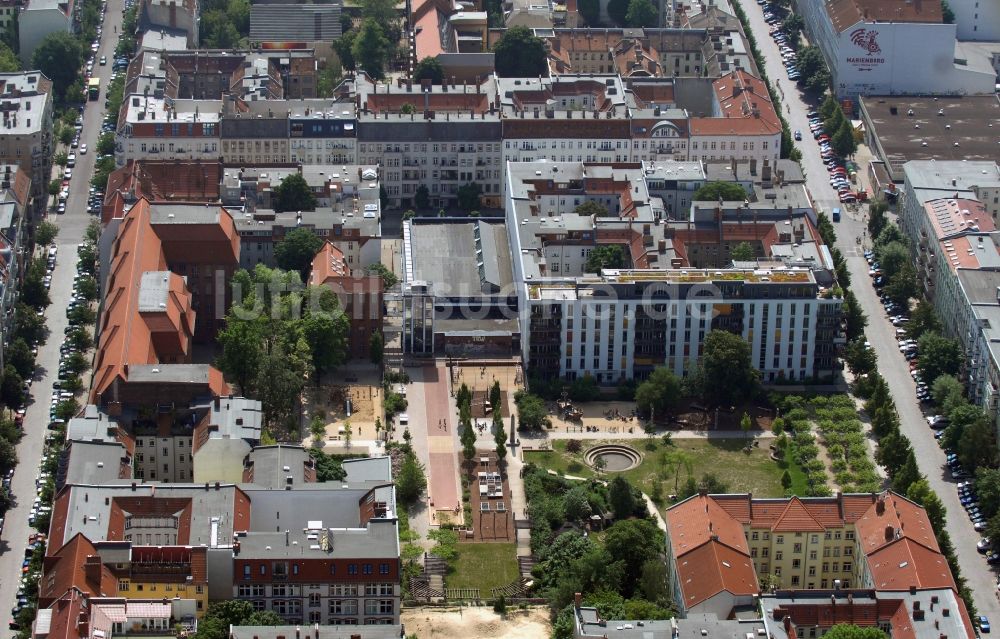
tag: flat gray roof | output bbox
[408,221,513,296]
[244,445,311,489]
[862,96,1000,171]
[137,271,171,312]
[62,441,130,487]
[128,364,212,384]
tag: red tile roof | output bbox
[675,539,759,607]
[39,534,116,607]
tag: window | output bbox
[118,580,129,591]
[348,564,358,575]
[843,562,852,572]
[309,593,321,608]
[776,535,784,545]
[775,551,783,560]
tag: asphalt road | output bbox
[0,0,124,625]
[741,0,1000,619]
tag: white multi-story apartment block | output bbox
[0,72,53,218]
[115,94,222,166]
[504,161,843,384]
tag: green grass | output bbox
[776,453,810,496]
[525,438,787,510]
[447,543,520,595]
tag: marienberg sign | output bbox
[847,28,885,71]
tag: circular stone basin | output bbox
[584,444,642,472]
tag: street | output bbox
[740,0,999,618]
[0,0,124,624]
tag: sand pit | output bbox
[401,606,551,639]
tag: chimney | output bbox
[574,592,583,609]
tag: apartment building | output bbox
[137,0,199,47]
[126,49,319,101]
[114,94,222,167]
[93,199,240,408]
[102,159,221,222]
[505,161,842,383]
[688,70,781,166]
[40,456,400,625]
[538,28,709,76]
[761,589,974,639]
[221,165,381,274]
[219,96,356,165]
[0,72,53,218]
[665,491,973,631]
[352,74,503,209]
[0,164,30,348]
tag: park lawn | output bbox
[776,454,810,496]
[524,437,786,502]
[447,543,520,595]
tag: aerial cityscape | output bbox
[0,0,997,636]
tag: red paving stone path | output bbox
[423,366,459,513]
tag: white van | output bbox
[398,413,409,425]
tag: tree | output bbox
[941,0,955,22]
[460,414,476,462]
[843,290,867,341]
[76,276,98,302]
[414,185,430,210]
[0,42,17,73]
[781,469,792,490]
[607,0,629,25]
[97,132,116,156]
[701,330,758,405]
[574,200,608,217]
[364,262,399,289]
[634,367,681,419]
[844,338,876,376]
[693,181,747,202]
[907,301,942,340]
[272,173,317,213]
[0,364,23,408]
[884,262,917,306]
[369,331,384,366]
[731,241,755,262]
[795,46,830,93]
[608,475,636,519]
[333,30,357,71]
[603,519,664,597]
[868,199,889,239]
[352,19,390,80]
[822,627,888,639]
[569,374,600,402]
[585,245,625,273]
[32,32,84,99]
[36,221,58,246]
[740,412,752,443]
[890,452,921,494]
[493,26,547,77]
[299,293,349,382]
[625,0,657,27]
[6,338,34,380]
[274,228,323,279]
[456,182,482,211]
[490,380,502,410]
[931,374,964,411]
[832,121,857,158]
[310,415,326,443]
[515,391,548,430]
[875,241,909,279]
[0,437,16,475]
[54,151,68,168]
[975,468,1000,520]
[638,559,668,604]
[578,0,600,24]
[22,258,50,310]
[494,414,507,462]
[413,56,444,83]
[906,478,946,533]
[917,332,962,386]
[958,418,997,472]
[217,315,263,392]
[564,486,592,521]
